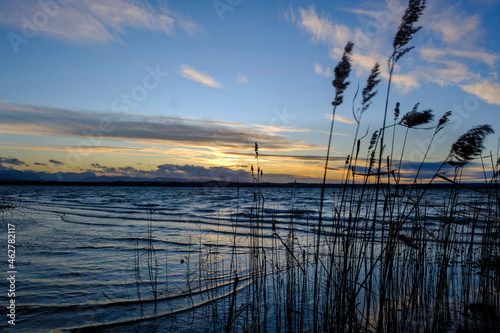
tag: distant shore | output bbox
[0,179,493,189]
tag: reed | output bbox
[119,0,498,331]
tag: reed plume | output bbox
[448,125,494,167]
[361,62,381,114]
[332,42,354,107]
[391,0,427,63]
[378,0,426,179]
[436,110,452,134]
[315,40,354,332]
[394,102,401,121]
[400,104,434,128]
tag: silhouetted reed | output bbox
[448,125,495,168]
[118,0,499,331]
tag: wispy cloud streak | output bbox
[180,65,223,89]
[0,0,203,44]
[0,104,320,151]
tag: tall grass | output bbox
[124,0,499,331]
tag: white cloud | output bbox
[293,1,497,97]
[235,73,248,85]
[390,73,420,94]
[325,114,357,124]
[344,0,404,34]
[298,6,352,46]
[350,52,380,72]
[420,48,498,68]
[314,63,332,77]
[425,5,482,46]
[252,124,310,133]
[461,80,500,106]
[0,0,203,44]
[180,65,222,89]
[418,60,474,87]
[177,17,205,37]
[349,51,420,93]
[300,5,420,94]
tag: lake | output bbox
[1,184,498,332]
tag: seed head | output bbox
[400,104,434,128]
[392,0,426,63]
[361,62,381,113]
[436,110,451,134]
[394,102,400,121]
[332,42,354,107]
[448,125,494,167]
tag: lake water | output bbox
[0,184,496,332]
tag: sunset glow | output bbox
[1,0,499,183]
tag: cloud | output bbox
[314,63,332,77]
[90,163,142,175]
[251,124,310,133]
[0,0,203,45]
[425,6,482,46]
[298,6,352,46]
[0,161,324,183]
[0,156,26,166]
[235,73,248,85]
[87,162,253,182]
[346,1,404,28]
[294,2,498,98]
[222,151,339,161]
[0,104,321,152]
[300,5,408,91]
[461,80,500,106]
[34,162,47,166]
[49,159,64,166]
[417,47,497,88]
[176,16,205,37]
[180,65,223,89]
[325,114,357,124]
[417,60,474,87]
[155,164,251,181]
[420,48,498,68]
[279,4,296,24]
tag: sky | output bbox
[0,0,499,183]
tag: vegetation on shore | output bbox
[127,0,499,332]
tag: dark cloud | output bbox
[87,163,253,182]
[90,164,142,174]
[49,159,64,166]
[0,156,26,166]
[155,164,252,182]
[118,166,139,173]
[0,104,320,151]
[34,162,47,166]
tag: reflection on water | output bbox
[0,185,497,332]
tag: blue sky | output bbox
[0,0,499,182]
